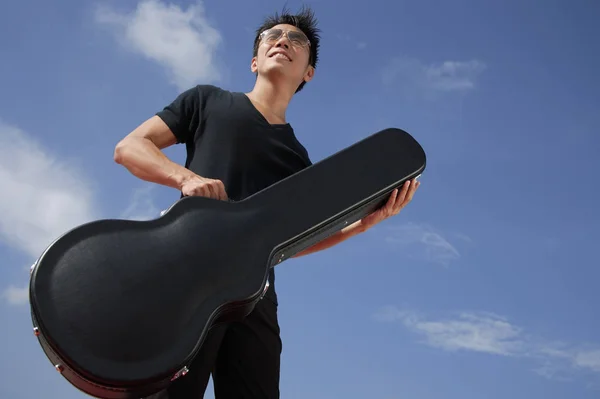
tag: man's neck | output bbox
[246,77,296,124]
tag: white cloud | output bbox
[95,0,223,90]
[336,33,367,51]
[424,60,486,91]
[0,120,98,305]
[120,184,161,221]
[0,120,98,260]
[385,223,461,266]
[374,306,600,381]
[2,285,29,305]
[375,307,523,356]
[409,312,524,356]
[382,56,486,94]
[573,350,600,373]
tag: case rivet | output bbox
[171,366,189,381]
[33,327,40,336]
[55,364,63,373]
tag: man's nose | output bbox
[274,36,290,49]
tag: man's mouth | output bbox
[269,51,292,61]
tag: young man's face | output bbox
[251,23,314,89]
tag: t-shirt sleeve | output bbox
[155,85,205,144]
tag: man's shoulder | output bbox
[191,84,223,93]
[187,84,234,98]
[187,84,244,110]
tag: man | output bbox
[113,6,419,399]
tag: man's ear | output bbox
[250,57,258,73]
[303,65,315,83]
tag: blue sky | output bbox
[1,0,599,398]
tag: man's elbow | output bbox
[113,138,131,165]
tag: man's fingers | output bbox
[220,182,228,201]
[208,180,220,199]
[385,189,398,216]
[203,183,215,198]
[392,181,410,210]
[392,179,419,213]
[189,180,227,200]
[404,180,419,205]
[212,180,227,201]
[399,180,410,197]
[365,178,420,225]
[181,176,228,201]
[217,182,228,201]
[389,188,399,204]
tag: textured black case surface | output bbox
[29,128,426,398]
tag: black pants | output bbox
[146,297,282,399]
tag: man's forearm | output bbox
[292,220,367,258]
[292,179,420,259]
[114,136,195,190]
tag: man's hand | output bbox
[180,175,228,200]
[292,178,420,258]
[360,178,420,230]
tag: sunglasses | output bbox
[259,28,311,48]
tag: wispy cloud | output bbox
[2,284,29,306]
[120,184,161,221]
[382,56,486,94]
[574,350,600,373]
[0,120,98,259]
[374,307,523,356]
[0,119,98,305]
[335,33,367,51]
[411,312,525,356]
[374,306,600,382]
[384,223,461,266]
[95,0,223,90]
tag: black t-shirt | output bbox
[155,85,312,305]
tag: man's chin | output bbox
[259,67,296,83]
[263,62,291,72]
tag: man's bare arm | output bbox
[114,116,228,200]
[113,116,195,190]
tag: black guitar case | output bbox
[28,128,426,398]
